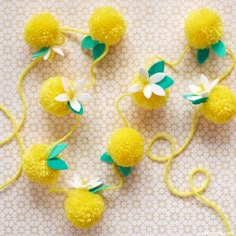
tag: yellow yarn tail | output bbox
[145,45,190,69]
[115,93,131,127]
[103,163,124,191]
[0,106,24,191]
[86,44,109,88]
[147,110,233,236]
[61,27,90,35]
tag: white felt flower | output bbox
[188,74,219,99]
[67,175,103,190]
[55,78,92,113]
[43,46,64,60]
[128,68,167,98]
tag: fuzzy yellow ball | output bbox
[131,73,169,110]
[39,77,70,117]
[107,128,144,167]
[201,85,236,124]
[89,6,126,45]
[24,13,61,49]
[22,144,59,185]
[65,189,105,229]
[184,9,223,49]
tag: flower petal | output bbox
[187,95,202,101]
[74,79,86,91]
[62,77,71,93]
[52,46,64,57]
[139,68,149,78]
[128,84,142,93]
[77,93,92,102]
[200,74,209,88]
[69,99,82,112]
[143,85,152,99]
[149,73,166,83]
[43,48,51,60]
[54,93,70,102]
[150,84,166,96]
[209,78,219,92]
[189,84,200,94]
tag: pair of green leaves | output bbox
[67,101,84,115]
[89,184,109,194]
[47,143,68,170]
[100,152,132,177]
[148,60,175,90]
[183,94,208,105]
[32,47,50,59]
[81,36,106,60]
[197,40,226,65]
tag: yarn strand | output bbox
[115,93,131,127]
[61,27,89,35]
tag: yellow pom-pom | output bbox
[131,73,169,110]
[22,144,59,185]
[24,13,61,49]
[39,77,70,117]
[201,85,236,124]
[65,189,105,229]
[107,128,144,167]
[184,9,223,49]
[89,6,126,45]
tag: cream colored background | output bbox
[0,0,235,235]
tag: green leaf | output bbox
[156,75,174,90]
[100,152,114,163]
[81,36,98,49]
[148,61,165,76]
[47,158,68,170]
[67,102,84,115]
[118,166,132,177]
[183,94,196,99]
[48,143,68,160]
[197,48,210,65]
[211,40,226,58]
[93,43,106,60]
[89,185,109,193]
[192,97,208,105]
[32,47,50,59]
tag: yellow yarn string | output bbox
[103,163,124,191]
[0,106,24,191]
[85,44,110,88]
[61,27,89,35]
[218,47,236,83]
[145,45,190,69]
[0,57,42,146]
[147,112,233,236]
[115,93,132,127]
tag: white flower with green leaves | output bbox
[55,78,92,114]
[32,46,64,60]
[183,74,219,105]
[128,61,174,99]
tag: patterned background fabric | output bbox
[0,0,235,235]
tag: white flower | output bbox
[67,175,103,190]
[188,74,219,100]
[43,46,64,60]
[55,78,92,113]
[128,68,166,99]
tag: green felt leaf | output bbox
[47,158,68,170]
[211,40,226,58]
[93,43,106,60]
[67,102,84,115]
[192,97,208,105]
[197,48,210,65]
[118,166,132,177]
[156,75,174,90]
[183,94,196,99]
[48,143,68,160]
[100,152,114,163]
[89,185,109,193]
[81,36,98,49]
[32,47,50,59]
[148,61,165,76]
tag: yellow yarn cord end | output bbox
[86,44,109,88]
[103,163,124,191]
[115,93,132,127]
